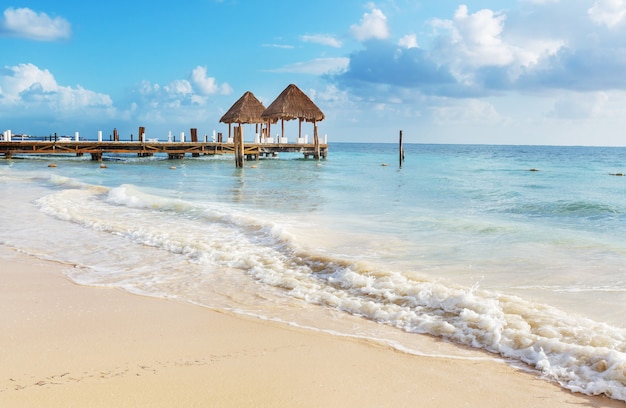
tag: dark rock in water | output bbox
[529,168,539,172]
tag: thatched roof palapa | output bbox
[219,91,267,124]
[261,84,324,141]
[261,84,325,123]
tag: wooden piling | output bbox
[113,128,119,142]
[233,126,244,168]
[190,128,200,156]
[399,130,404,168]
[138,126,145,142]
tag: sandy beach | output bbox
[0,246,622,408]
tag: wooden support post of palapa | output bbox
[234,126,244,168]
[314,124,320,160]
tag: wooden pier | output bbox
[0,140,328,162]
[2,84,330,167]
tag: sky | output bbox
[2,0,626,146]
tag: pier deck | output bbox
[0,140,328,161]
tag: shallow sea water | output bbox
[1,142,625,401]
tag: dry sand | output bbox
[0,246,622,408]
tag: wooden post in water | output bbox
[234,126,244,168]
[113,128,119,142]
[138,126,145,142]
[399,130,405,168]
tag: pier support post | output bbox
[190,128,200,156]
[234,126,244,168]
[139,126,145,142]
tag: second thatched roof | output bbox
[261,84,325,123]
[219,91,267,124]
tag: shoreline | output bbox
[1,246,622,407]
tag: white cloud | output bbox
[190,66,232,96]
[1,7,70,41]
[351,7,389,41]
[269,57,349,75]
[138,78,201,109]
[128,67,234,130]
[588,0,626,28]
[427,5,564,86]
[0,63,111,109]
[301,34,342,48]
[165,79,194,96]
[451,5,513,66]
[398,34,418,49]
[0,63,56,103]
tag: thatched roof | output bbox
[261,84,325,123]
[220,91,267,124]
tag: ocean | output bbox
[1,142,625,402]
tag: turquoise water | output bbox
[1,143,625,401]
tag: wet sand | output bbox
[0,246,622,407]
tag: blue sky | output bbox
[2,1,626,146]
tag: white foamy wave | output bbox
[106,184,193,212]
[35,184,292,269]
[244,260,626,401]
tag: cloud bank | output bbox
[334,2,626,99]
